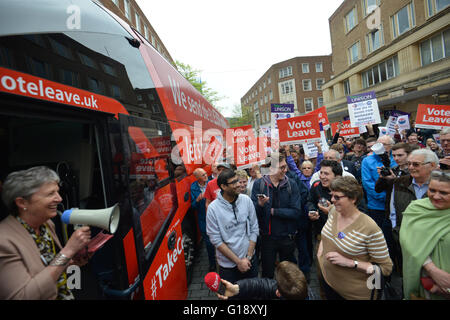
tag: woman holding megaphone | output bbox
[0,166,91,300]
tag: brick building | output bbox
[240,56,333,129]
[322,0,450,123]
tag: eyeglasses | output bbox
[331,194,347,201]
[407,161,431,168]
[225,179,239,185]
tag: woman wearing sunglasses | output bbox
[317,176,393,300]
[401,170,450,300]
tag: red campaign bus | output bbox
[0,0,227,300]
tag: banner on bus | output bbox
[277,114,321,146]
[415,104,450,130]
[306,105,330,130]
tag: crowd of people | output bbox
[192,124,450,300]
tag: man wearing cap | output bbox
[361,135,397,228]
[205,163,231,210]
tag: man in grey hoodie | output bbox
[206,169,259,284]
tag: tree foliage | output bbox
[175,60,225,111]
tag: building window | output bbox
[124,0,131,20]
[362,0,380,16]
[302,63,310,73]
[302,79,312,91]
[426,0,450,17]
[269,90,273,100]
[420,29,450,66]
[304,98,314,112]
[362,55,399,88]
[264,94,268,103]
[281,80,294,94]
[343,79,351,95]
[348,41,361,65]
[112,0,119,6]
[279,66,293,78]
[135,13,140,31]
[144,25,149,40]
[88,77,104,94]
[391,2,415,39]
[254,101,258,110]
[366,25,383,53]
[345,7,358,33]
[110,84,122,99]
[101,63,117,77]
[78,52,97,69]
[259,85,262,92]
[316,78,325,90]
[318,97,324,107]
[268,75,271,84]
[49,39,73,60]
[60,69,79,86]
[315,62,323,72]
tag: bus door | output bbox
[112,113,188,300]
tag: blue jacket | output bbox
[251,175,301,237]
[191,179,210,223]
[361,153,396,211]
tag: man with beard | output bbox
[206,169,259,284]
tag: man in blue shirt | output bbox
[361,135,397,228]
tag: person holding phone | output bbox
[206,169,259,284]
[251,152,301,279]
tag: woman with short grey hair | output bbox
[0,166,91,300]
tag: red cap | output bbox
[204,272,221,292]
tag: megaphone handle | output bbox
[74,224,84,230]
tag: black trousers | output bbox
[260,235,297,278]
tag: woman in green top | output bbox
[400,170,450,300]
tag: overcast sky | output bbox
[136,0,344,117]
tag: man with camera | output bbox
[374,142,411,272]
[361,135,397,229]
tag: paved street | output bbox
[188,240,402,300]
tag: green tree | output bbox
[175,60,225,111]
[228,104,252,128]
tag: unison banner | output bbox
[347,91,381,127]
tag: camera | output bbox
[380,167,391,177]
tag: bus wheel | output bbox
[182,227,195,284]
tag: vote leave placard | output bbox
[415,104,450,130]
[306,105,330,130]
[331,120,362,137]
[277,114,321,145]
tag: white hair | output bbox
[2,166,60,215]
[410,149,439,165]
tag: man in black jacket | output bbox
[251,152,301,279]
[216,261,308,300]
